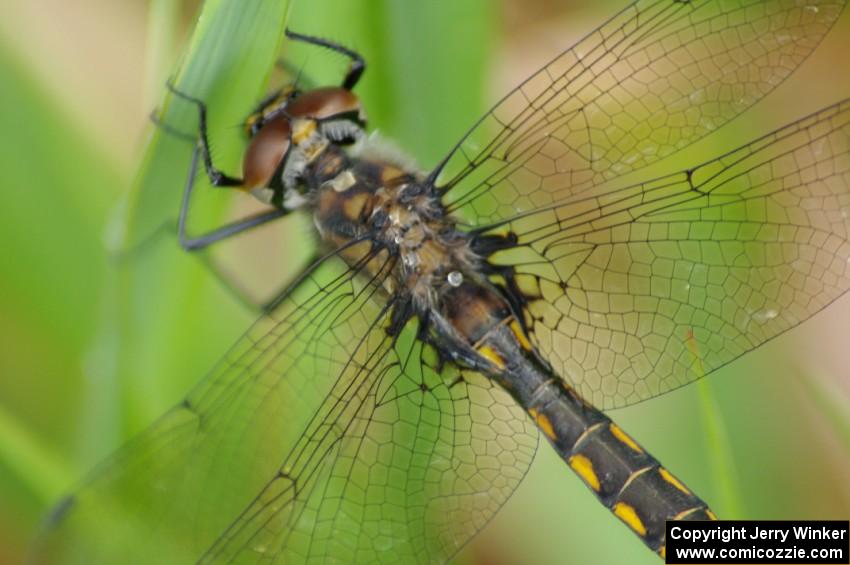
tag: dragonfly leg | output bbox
[178,146,288,251]
[285,29,366,91]
[166,80,244,188]
[177,146,293,311]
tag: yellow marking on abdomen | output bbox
[568,454,600,492]
[477,345,506,370]
[609,423,643,454]
[659,467,691,495]
[613,502,647,537]
[658,545,666,558]
[509,320,532,351]
[529,408,557,441]
[706,509,718,520]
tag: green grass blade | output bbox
[697,379,743,518]
[0,405,72,505]
[95,0,292,450]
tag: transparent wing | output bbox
[35,246,536,564]
[202,341,536,564]
[480,99,850,409]
[437,0,846,225]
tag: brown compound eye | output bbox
[242,114,292,190]
[287,87,364,124]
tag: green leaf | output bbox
[101,0,293,441]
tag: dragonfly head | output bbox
[242,86,368,206]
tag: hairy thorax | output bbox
[308,137,478,311]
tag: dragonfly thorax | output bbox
[308,140,480,313]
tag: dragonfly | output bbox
[35,0,849,563]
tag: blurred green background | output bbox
[1,0,849,564]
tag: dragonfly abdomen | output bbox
[477,311,716,557]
